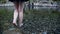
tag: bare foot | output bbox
[13,23,17,27]
[19,23,23,27]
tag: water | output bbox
[0,2,60,11]
[4,6,58,11]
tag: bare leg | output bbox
[13,9,18,24]
[18,2,24,27]
[13,2,19,25]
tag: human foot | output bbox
[19,23,23,27]
[13,23,17,27]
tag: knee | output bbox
[19,9,23,12]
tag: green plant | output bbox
[0,0,6,3]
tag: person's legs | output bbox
[18,2,24,27]
[12,2,19,25]
[13,2,24,27]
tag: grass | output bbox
[0,8,13,30]
[0,8,60,34]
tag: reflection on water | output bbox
[0,5,60,12]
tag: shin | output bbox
[18,3,24,26]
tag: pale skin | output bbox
[13,2,23,27]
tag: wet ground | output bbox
[3,28,23,34]
[0,5,60,34]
